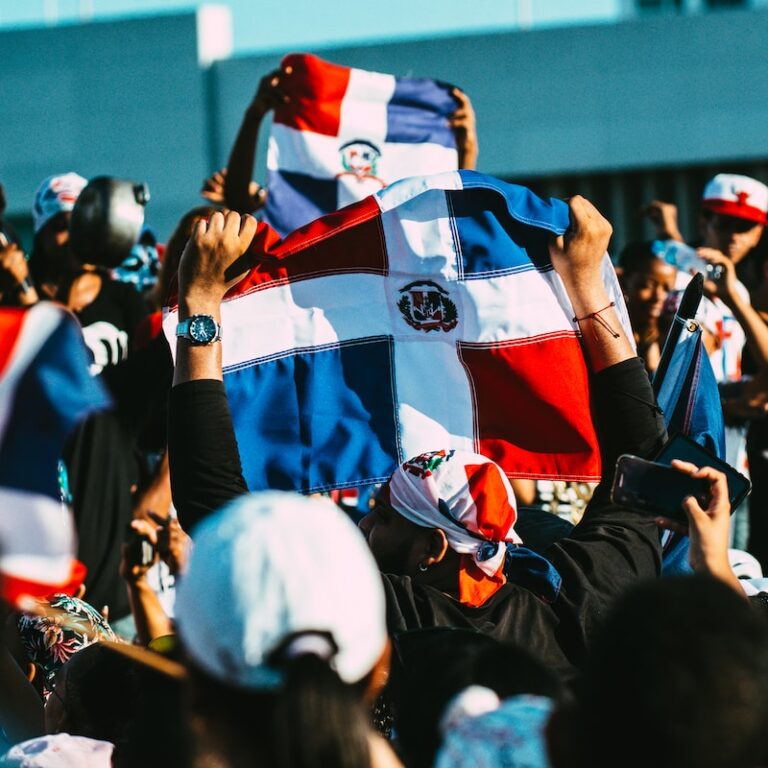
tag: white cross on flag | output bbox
[165,171,630,493]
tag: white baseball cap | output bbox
[0,734,114,767]
[175,491,388,689]
[702,174,768,225]
[32,172,87,234]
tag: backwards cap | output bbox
[175,491,387,689]
[702,174,768,225]
[386,449,521,608]
[32,173,88,234]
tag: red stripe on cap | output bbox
[702,199,768,226]
[273,53,351,137]
[0,308,26,378]
[465,463,517,540]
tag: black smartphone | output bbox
[611,454,711,523]
[654,433,751,512]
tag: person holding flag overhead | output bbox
[164,189,712,676]
[203,53,479,235]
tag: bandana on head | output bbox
[17,593,118,695]
[386,449,521,607]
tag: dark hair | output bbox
[573,576,768,768]
[189,651,371,768]
[387,627,563,768]
[617,241,659,279]
[58,643,189,768]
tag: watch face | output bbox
[189,315,218,343]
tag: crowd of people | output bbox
[1,58,768,768]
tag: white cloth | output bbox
[388,450,521,581]
[31,173,87,234]
[1,735,113,767]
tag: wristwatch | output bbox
[176,314,222,345]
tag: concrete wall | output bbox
[0,13,210,237]
[2,7,767,241]
[210,7,768,179]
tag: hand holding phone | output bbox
[611,455,713,524]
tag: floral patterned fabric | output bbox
[17,594,118,694]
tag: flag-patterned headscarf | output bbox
[385,449,521,607]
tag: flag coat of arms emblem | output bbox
[0,303,110,605]
[165,171,631,494]
[263,53,459,235]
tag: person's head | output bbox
[29,173,87,289]
[618,242,677,330]
[435,693,554,768]
[389,627,562,768]
[359,449,521,607]
[43,642,188,768]
[700,174,767,264]
[175,491,389,768]
[552,576,768,768]
[17,593,117,698]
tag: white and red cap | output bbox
[32,172,87,234]
[175,491,387,690]
[702,174,768,225]
[385,449,521,607]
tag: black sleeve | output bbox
[543,358,667,642]
[168,379,248,532]
[587,357,667,510]
[100,333,173,431]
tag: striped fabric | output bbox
[165,171,631,494]
[0,304,109,605]
[263,52,459,235]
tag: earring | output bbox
[418,561,429,573]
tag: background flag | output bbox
[0,303,110,606]
[166,171,632,494]
[653,274,726,459]
[263,52,459,235]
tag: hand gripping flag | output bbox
[263,53,459,235]
[0,303,110,606]
[165,171,631,494]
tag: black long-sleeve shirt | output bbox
[169,357,666,675]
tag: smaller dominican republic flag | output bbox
[166,171,632,495]
[263,52,459,235]
[0,303,110,606]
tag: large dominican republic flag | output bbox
[165,171,631,494]
[263,52,459,235]
[0,303,110,606]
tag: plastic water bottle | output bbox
[651,240,723,280]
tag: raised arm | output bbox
[168,212,256,530]
[549,195,634,372]
[223,67,291,214]
[550,197,666,498]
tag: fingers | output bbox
[129,518,159,545]
[237,214,258,250]
[670,458,699,475]
[566,195,613,244]
[654,516,688,535]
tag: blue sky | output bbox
[0,0,621,53]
